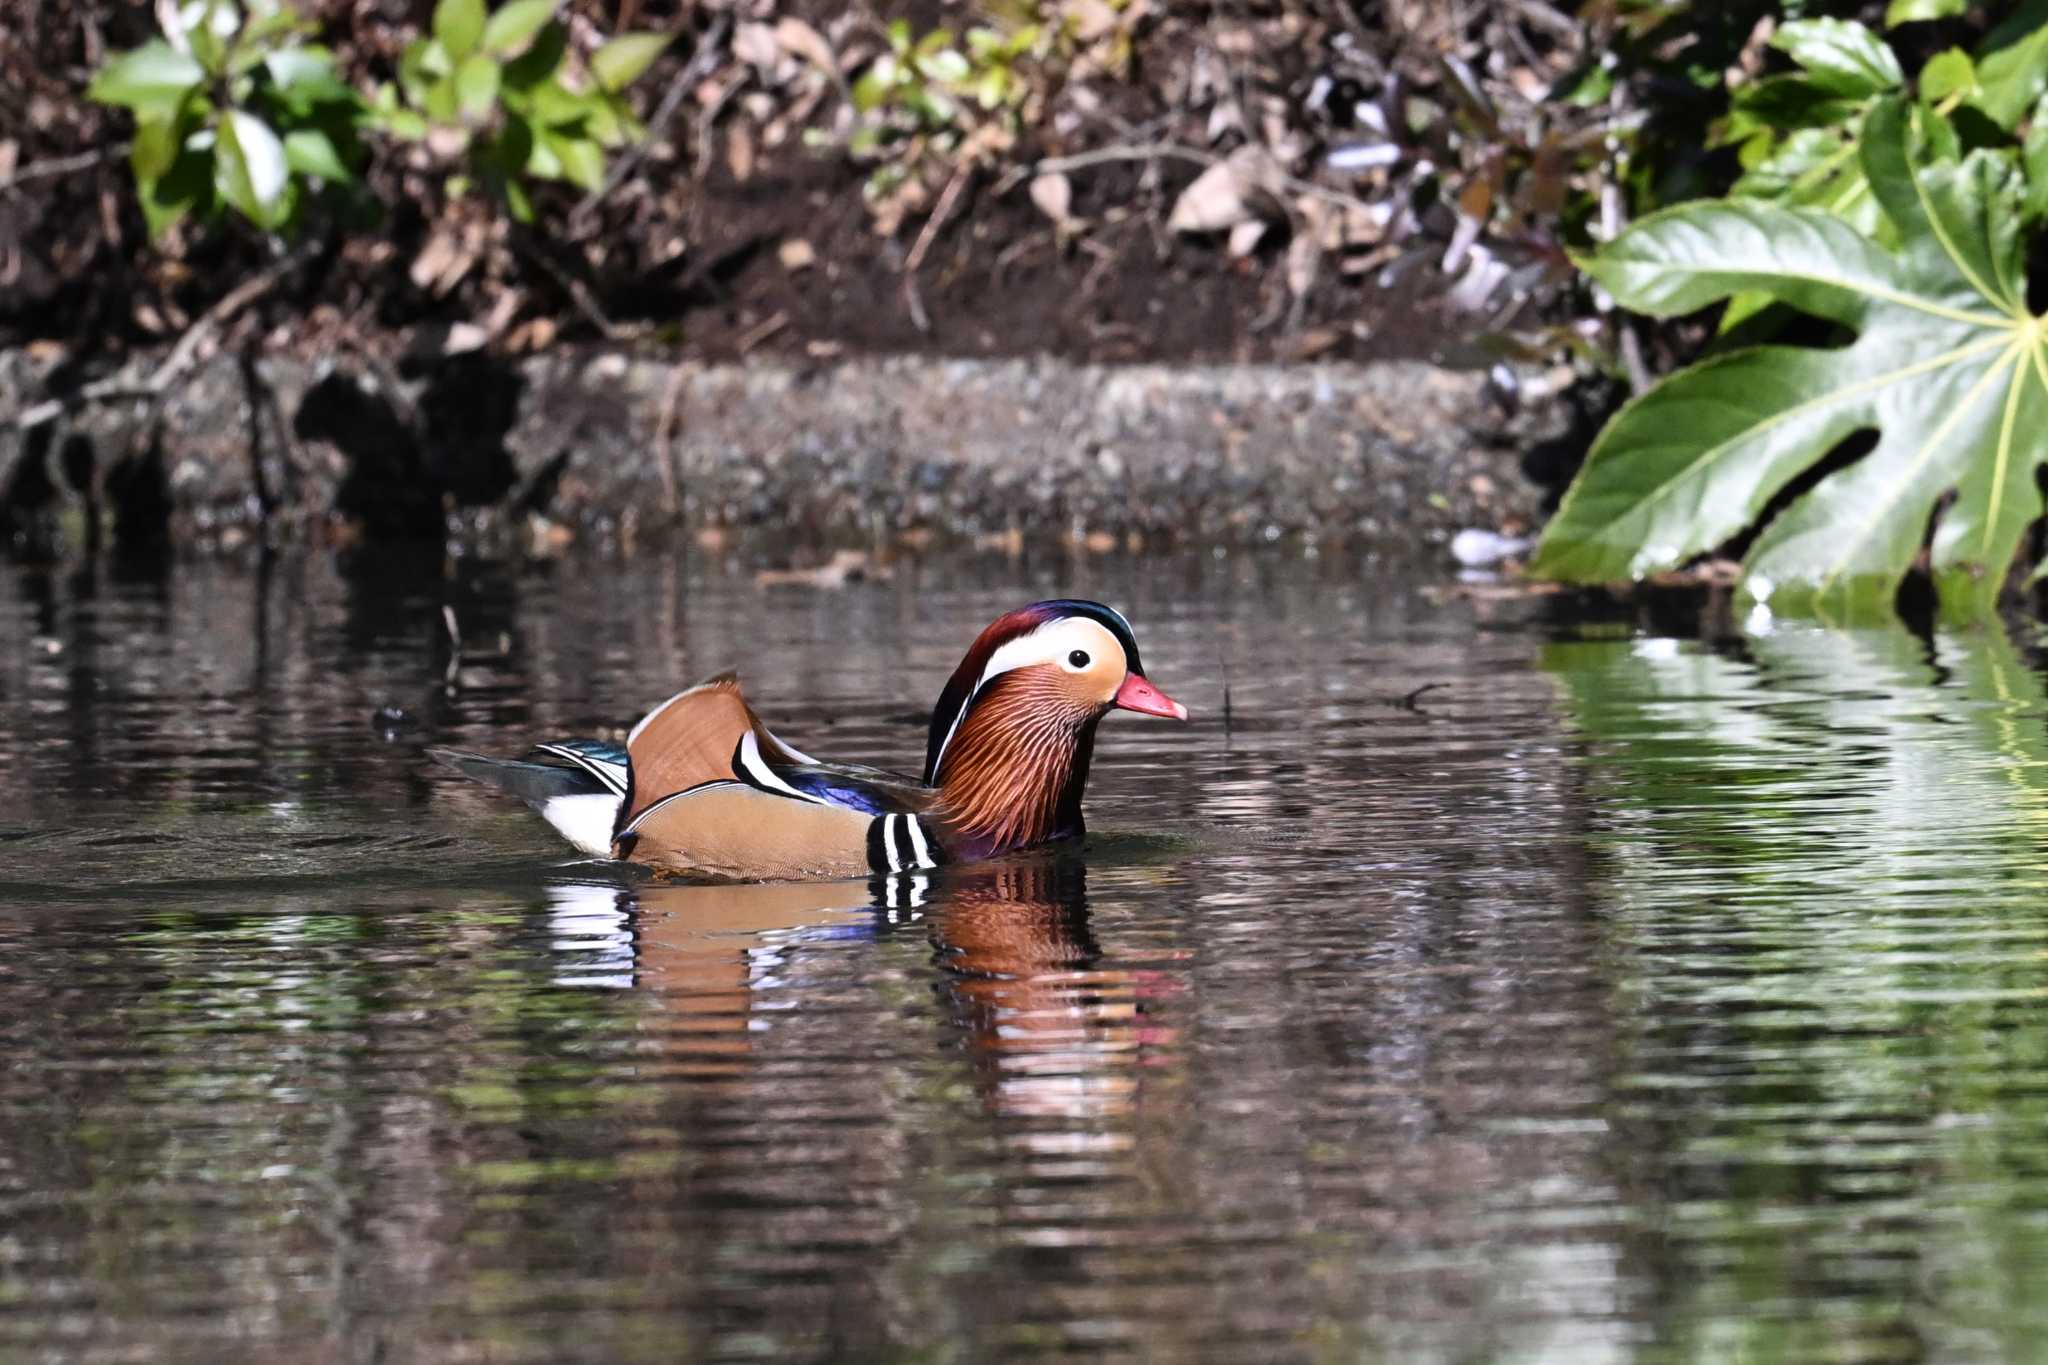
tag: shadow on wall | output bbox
[0,422,166,564]
[295,353,526,539]
[3,352,551,561]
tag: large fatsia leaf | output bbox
[1533,98,2048,622]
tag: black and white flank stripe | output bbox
[867,812,942,876]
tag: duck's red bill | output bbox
[1114,674,1189,720]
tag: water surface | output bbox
[4,550,2048,1362]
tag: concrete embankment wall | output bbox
[1,348,1559,552]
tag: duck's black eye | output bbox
[1068,649,1091,669]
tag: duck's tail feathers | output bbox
[426,748,622,857]
[426,747,616,805]
[620,671,817,828]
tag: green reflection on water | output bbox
[1544,621,2048,1361]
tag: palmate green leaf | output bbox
[1534,98,2048,623]
[1719,22,1908,251]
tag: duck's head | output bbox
[923,601,1185,854]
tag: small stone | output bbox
[778,238,816,272]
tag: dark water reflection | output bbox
[4,551,2048,1361]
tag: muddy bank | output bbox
[0,346,1564,556]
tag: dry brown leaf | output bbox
[409,227,475,294]
[1284,228,1320,296]
[1167,147,1281,234]
[773,17,835,74]
[1029,172,1073,226]
[733,21,781,70]
[1067,0,1120,42]
[726,123,755,182]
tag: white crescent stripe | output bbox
[928,615,1131,780]
[537,743,630,797]
[902,815,934,869]
[737,732,827,805]
[884,815,908,873]
[618,780,744,836]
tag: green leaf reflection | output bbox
[1545,622,2048,1356]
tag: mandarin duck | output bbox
[429,600,1186,881]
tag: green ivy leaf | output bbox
[1720,75,1869,145]
[184,1,235,76]
[503,175,535,222]
[1770,19,1903,99]
[434,0,487,62]
[400,37,452,106]
[591,32,670,92]
[373,82,431,139]
[502,20,568,90]
[456,52,501,120]
[549,130,604,189]
[1919,49,1976,104]
[915,47,971,85]
[216,108,292,229]
[263,47,354,112]
[425,72,461,124]
[130,111,188,180]
[852,60,895,112]
[1885,0,1967,25]
[483,0,560,55]
[525,125,563,178]
[2024,93,2048,225]
[1536,99,2048,623]
[283,126,350,181]
[1974,0,2048,129]
[87,42,206,119]
[138,143,215,239]
[1731,123,1883,238]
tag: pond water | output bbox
[4,548,2048,1362]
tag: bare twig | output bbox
[571,15,732,232]
[902,162,973,333]
[1036,139,1381,225]
[442,606,462,688]
[13,238,317,429]
[1032,143,1211,177]
[1508,0,1582,43]
[510,229,620,338]
[0,146,125,193]
[1382,682,1448,712]
[736,310,788,353]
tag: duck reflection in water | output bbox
[540,856,1173,1121]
